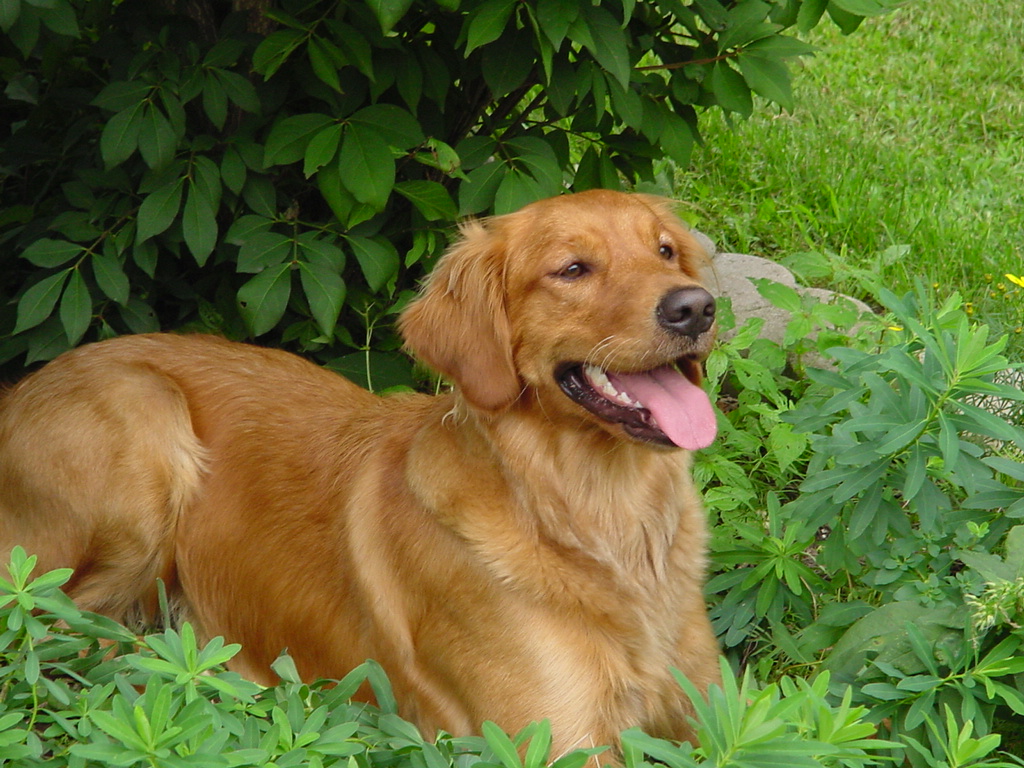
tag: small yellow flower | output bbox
[997,282,1007,292]
[887,325,904,332]
[1006,273,1024,288]
[965,302,974,315]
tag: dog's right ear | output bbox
[398,220,521,412]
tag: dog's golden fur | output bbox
[0,190,720,753]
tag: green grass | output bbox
[676,0,1024,354]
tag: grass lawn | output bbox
[676,0,1024,355]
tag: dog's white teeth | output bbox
[583,364,639,407]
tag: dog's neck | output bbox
[416,393,700,602]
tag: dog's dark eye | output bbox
[558,262,589,280]
[659,244,675,260]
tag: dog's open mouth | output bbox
[557,361,717,449]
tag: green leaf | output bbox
[14,270,69,334]
[91,251,130,305]
[535,0,579,49]
[481,28,534,97]
[366,0,414,34]
[299,261,346,338]
[738,52,794,111]
[577,5,631,89]
[238,232,292,273]
[120,298,159,333]
[138,104,178,169]
[338,123,395,211]
[237,263,292,336]
[0,0,20,33]
[347,235,398,292]
[100,103,144,167]
[303,122,343,178]
[59,269,91,345]
[798,0,829,32]
[215,69,260,113]
[394,180,457,221]
[92,79,152,112]
[494,169,543,215]
[710,61,753,117]
[221,145,247,194]
[21,238,81,268]
[265,113,334,167]
[136,179,184,244]
[182,183,218,266]
[39,0,78,36]
[465,0,516,55]
[308,37,343,93]
[348,104,425,149]
[482,721,522,768]
[202,70,228,129]
[252,28,304,78]
[459,159,507,215]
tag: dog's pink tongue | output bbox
[608,367,717,450]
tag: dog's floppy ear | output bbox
[399,220,521,411]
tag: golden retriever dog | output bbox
[0,190,720,754]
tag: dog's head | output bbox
[399,190,717,450]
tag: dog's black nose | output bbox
[657,287,716,339]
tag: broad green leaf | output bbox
[738,52,794,111]
[348,103,425,149]
[242,175,277,217]
[481,28,533,97]
[225,214,274,246]
[366,0,414,34]
[658,113,695,167]
[831,0,891,16]
[14,270,70,334]
[798,0,829,31]
[100,103,144,167]
[60,268,91,344]
[221,145,247,194]
[252,28,304,78]
[119,298,159,333]
[202,70,228,129]
[494,169,543,215]
[39,0,78,37]
[138,105,178,169]
[578,5,630,89]
[21,238,81,268]
[308,37,343,93]
[459,159,507,215]
[299,261,346,337]
[237,232,292,273]
[506,136,561,195]
[264,113,334,167]
[338,124,395,211]
[297,234,345,272]
[710,61,752,117]
[535,0,578,49]
[304,122,343,178]
[91,251,130,305]
[482,721,522,768]
[0,0,20,33]
[237,263,292,336]
[215,69,260,113]
[182,183,218,266]
[465,0,516,55]
[347,235,398,293]
[92,79,152,112]
[136,179,184,244]
[394,180,457,221]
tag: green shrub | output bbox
[0,0,898,379]
[696,283,1024,766]
[0,546,904,768]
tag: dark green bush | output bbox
[0,0,894,379]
